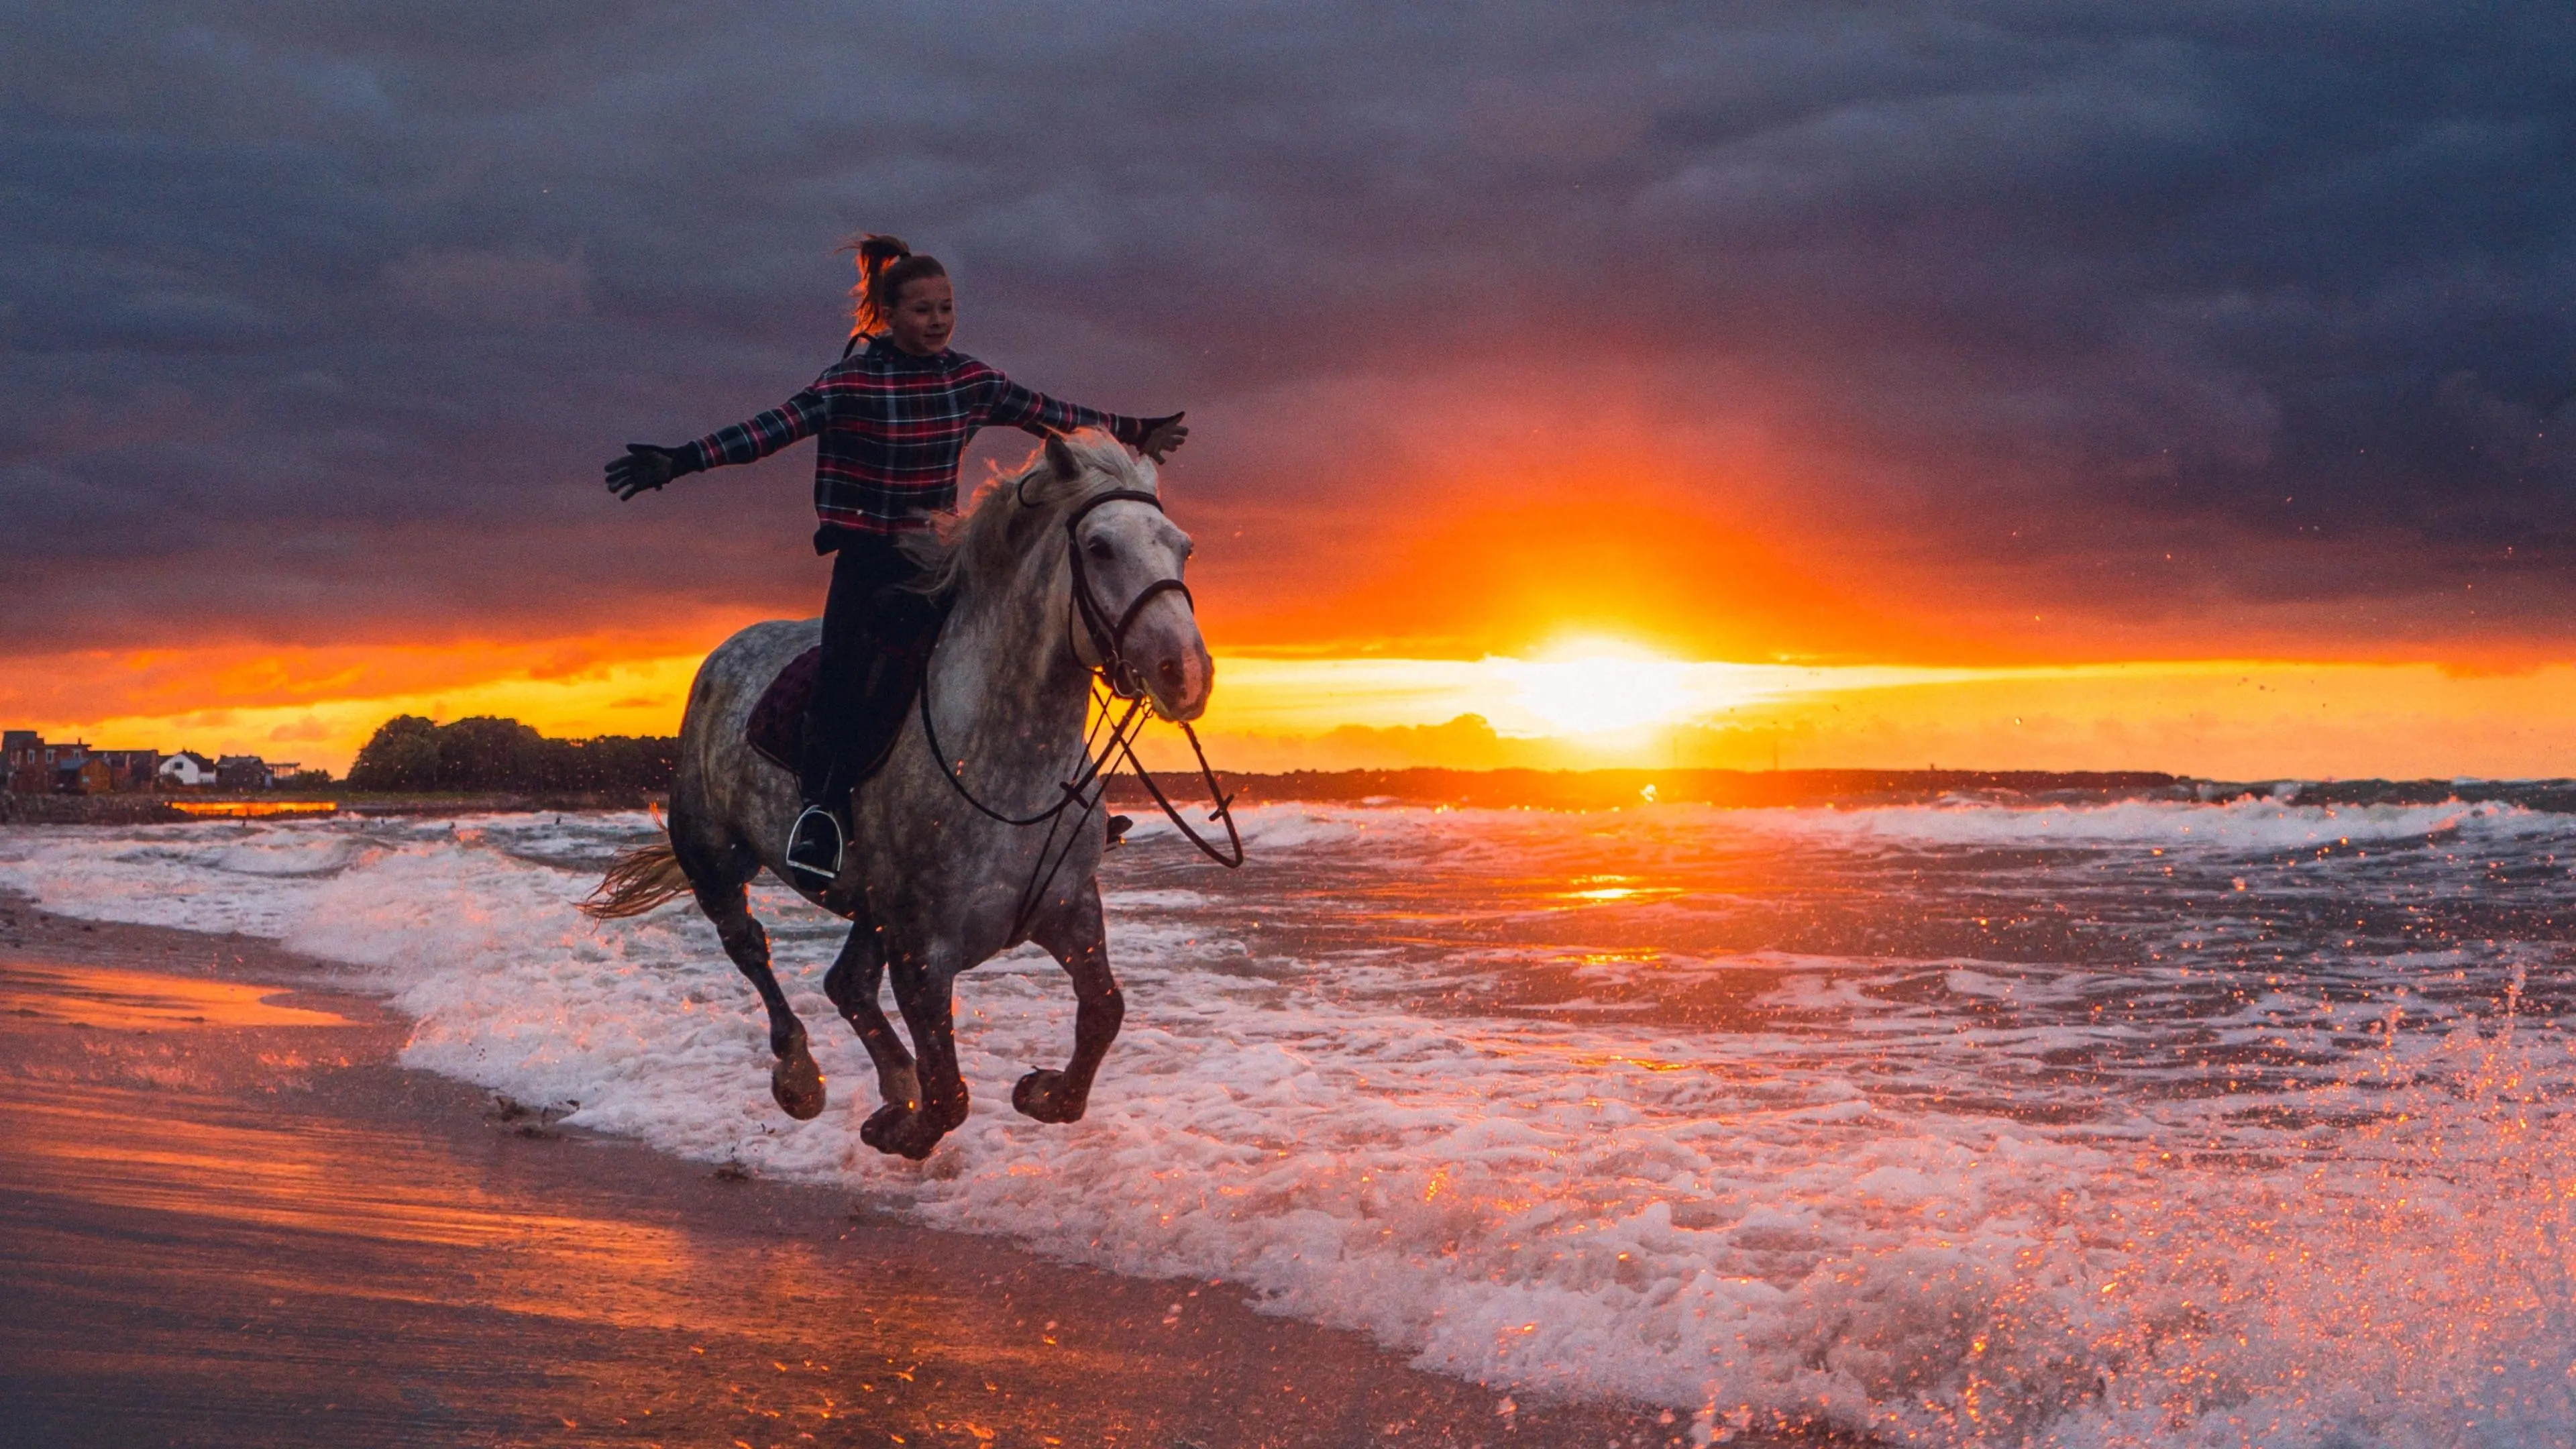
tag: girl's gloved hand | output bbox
[1137,413,1188,462]
[606,443,687,501]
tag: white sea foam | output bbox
[3,804,2573,1447]
[1743,794,2544,853]
[1229,794,2548,857]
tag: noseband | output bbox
[1061,487,1194,700]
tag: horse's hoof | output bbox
[1013,1069,1086,1124]
[861,1103,946,1160]
[771,1042,826,1121]
[860,1103,902,1152]
[861,1104,924,1157]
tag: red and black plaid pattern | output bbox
[678,337,1146,534]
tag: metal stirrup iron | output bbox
[784,804,845,883]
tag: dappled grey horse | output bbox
[583,429,1212,1159]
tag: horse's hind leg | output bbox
[822,916,922,1129]
[675,840,825,1122]
[1015,877,1122,1124]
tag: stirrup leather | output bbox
[785,805,845,883]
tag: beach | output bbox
[0,900,1715,1448]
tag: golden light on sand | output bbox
[1501,639,1695,737]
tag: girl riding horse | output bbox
[605,235,1187,881]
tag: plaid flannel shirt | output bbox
[676,336,1147,537]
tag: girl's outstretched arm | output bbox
[973,365,1185,458]
[602,385,830,501]
[678,386,828,473]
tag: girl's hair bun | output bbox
[855,233,910,262]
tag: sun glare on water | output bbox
[1503,641,1695,736]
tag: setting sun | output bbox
[1502,641,1695,737]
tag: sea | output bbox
[4,785,2573,1448]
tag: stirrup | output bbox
[1105,814,1134,849]
[785,805,845,883]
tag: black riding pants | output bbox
[802,530,943,810]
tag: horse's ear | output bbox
[1044,432,1081,482]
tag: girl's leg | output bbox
[790,536,902,878]
[799,535,904,810]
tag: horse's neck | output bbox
[932,543,1091,773]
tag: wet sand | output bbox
[0,901,1807,1449]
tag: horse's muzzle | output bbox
[1135,603,1213,722]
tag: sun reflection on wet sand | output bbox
[0,961,350,1030]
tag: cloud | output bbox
[386,248,590,327]
[2,3,2573,664]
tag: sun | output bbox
[1502,639,1695,737]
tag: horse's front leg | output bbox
[1015,877,1122,1124]
[864,951,969,1160]
[822,914,921,1126]
[682,868,825,1121]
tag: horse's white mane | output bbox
[912,427,1155,601]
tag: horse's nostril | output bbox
[1158,657,1183,682]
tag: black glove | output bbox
[1134,412,1187,461]
[605,443,692,502]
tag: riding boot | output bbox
[788,633,914,884]
[788,531,941,884]
[841,644,920,785]
[786,711,851,883]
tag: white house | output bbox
[158,751,217,788]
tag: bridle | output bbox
[1062,487,1193,700]
[916,478,1244,904]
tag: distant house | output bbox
[0,732,152,794]
[215,755,275,790]
[159,751,219,788]
[2,731,40,794]
[89,749,162,792]
[60,751,113,795]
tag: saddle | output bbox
[747,646,823,773]
[747,631,942,785]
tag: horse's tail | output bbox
[578,832,693,920]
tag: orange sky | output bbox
[13,626,2575,783]
[7,423,2571,782]
[7,336,2568,782]
[8,411,2569,781]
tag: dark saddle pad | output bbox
[747,627,943,783]
[747,646,822,773]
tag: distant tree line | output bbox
[347,716,676,792]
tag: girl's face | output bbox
[886,274,955,356]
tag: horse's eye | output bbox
[1087,539,1114,560]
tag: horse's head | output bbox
[1045,433,1213,721]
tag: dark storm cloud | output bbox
[5,1,2573,655]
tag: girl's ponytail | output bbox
[844,233,947,343]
